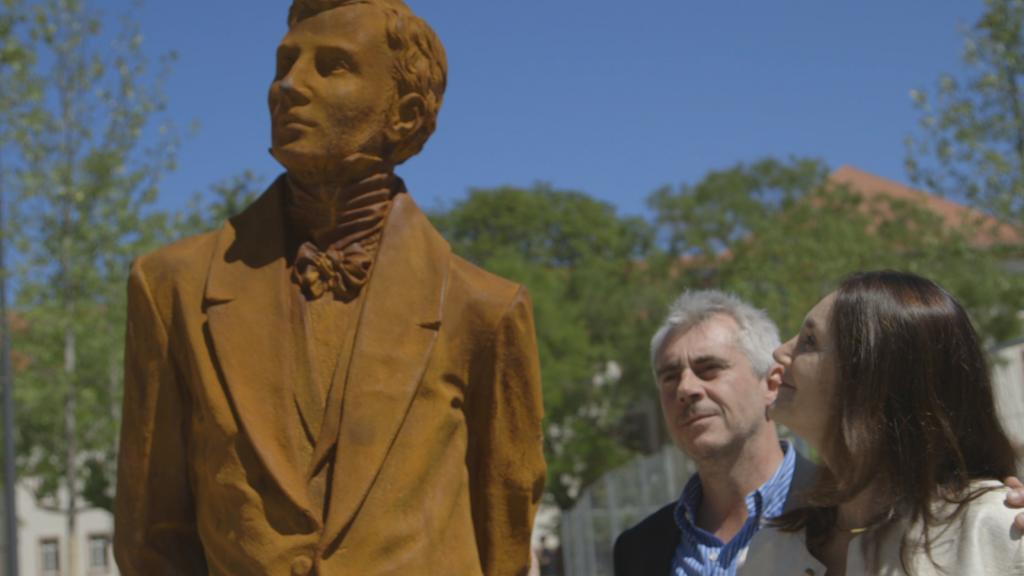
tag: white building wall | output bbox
[993,338,1024,474]
[15,483,117,576]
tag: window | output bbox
[88,534,111,572]
[39,538,59,576]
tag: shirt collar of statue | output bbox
[286,155,402,302]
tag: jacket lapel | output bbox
[781,447,820,513]
[320,192,451,548]
[203,176,319,524]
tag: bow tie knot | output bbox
[293,240,374,301]
[286,169,401,301]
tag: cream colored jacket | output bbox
[738,481,1024,575]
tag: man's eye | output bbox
[275,53,297,81]
[696,367,721,380]
[316,51,351,76]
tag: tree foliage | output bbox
[650,157,1024,342]
[430,161,1023,509]
[11,0,176,542]
[906,0,1024,221]
[432,185,669,508]
[174,169,262,237]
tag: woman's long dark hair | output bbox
[775,270,1017,568]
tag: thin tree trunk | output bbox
[58,20,79,568]
[64,326,77,576]
[108,348,120,503]
[0,140,20,576]
[1001,62,1024,188]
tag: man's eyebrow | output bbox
[276,44,300,62]
[317,43,356,57]
[655,360,681,377]
[690,354,727,367]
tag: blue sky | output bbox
[113,0,983,218]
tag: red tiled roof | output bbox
[829,165,1022,247]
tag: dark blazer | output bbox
[113,177,546,576]
[612,447,817,576]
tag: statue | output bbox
[112,1,546,574]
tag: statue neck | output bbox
[285,166,400,250]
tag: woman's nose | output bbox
[773,337,794,365]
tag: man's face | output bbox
[269,4,397,179]
[654,314,774,461]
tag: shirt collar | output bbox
[674,440,797,533]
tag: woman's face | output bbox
[771,292,838,454]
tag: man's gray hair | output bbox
[650,290,780,378]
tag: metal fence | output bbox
[559,445,696,576]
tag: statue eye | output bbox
[316,48,353,77]
[275,48,299,81]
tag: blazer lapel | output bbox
[782,447,819,513]
[204,176,319,524]
[321,192,451,548]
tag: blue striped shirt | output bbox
[671,441,797,576]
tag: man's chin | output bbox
[673,433,723,460]
[271,148,344,185]
[272,145,389,182]
[270,144,322,171]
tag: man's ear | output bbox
[386,92,426,145]
[764,364,783,405]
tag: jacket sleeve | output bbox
[113,262,207,575]
[466,286,547,576]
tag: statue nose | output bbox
[277,70,311,105]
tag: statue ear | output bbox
[387,92,426,145]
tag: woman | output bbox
[740,270,1023,575]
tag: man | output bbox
[614,290,1024,576]
[113,2,545,575]
[614,290,810,576]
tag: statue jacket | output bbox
[113,176,547,576]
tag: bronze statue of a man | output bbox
[113,1,546,574]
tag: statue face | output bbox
[269,4,397,179]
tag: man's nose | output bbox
[675,371,704,403]
[277,60,312,104]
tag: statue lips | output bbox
[277,112,318,131]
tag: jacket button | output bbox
[291,555,313,576]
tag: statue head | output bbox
[270,0,447,183]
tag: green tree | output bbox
[0,3,37,571]
[906,0,1024,221]
[174,169,262,237]
[11,1,175,571]
[650,157,1024,343]
[431,184,670,508]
